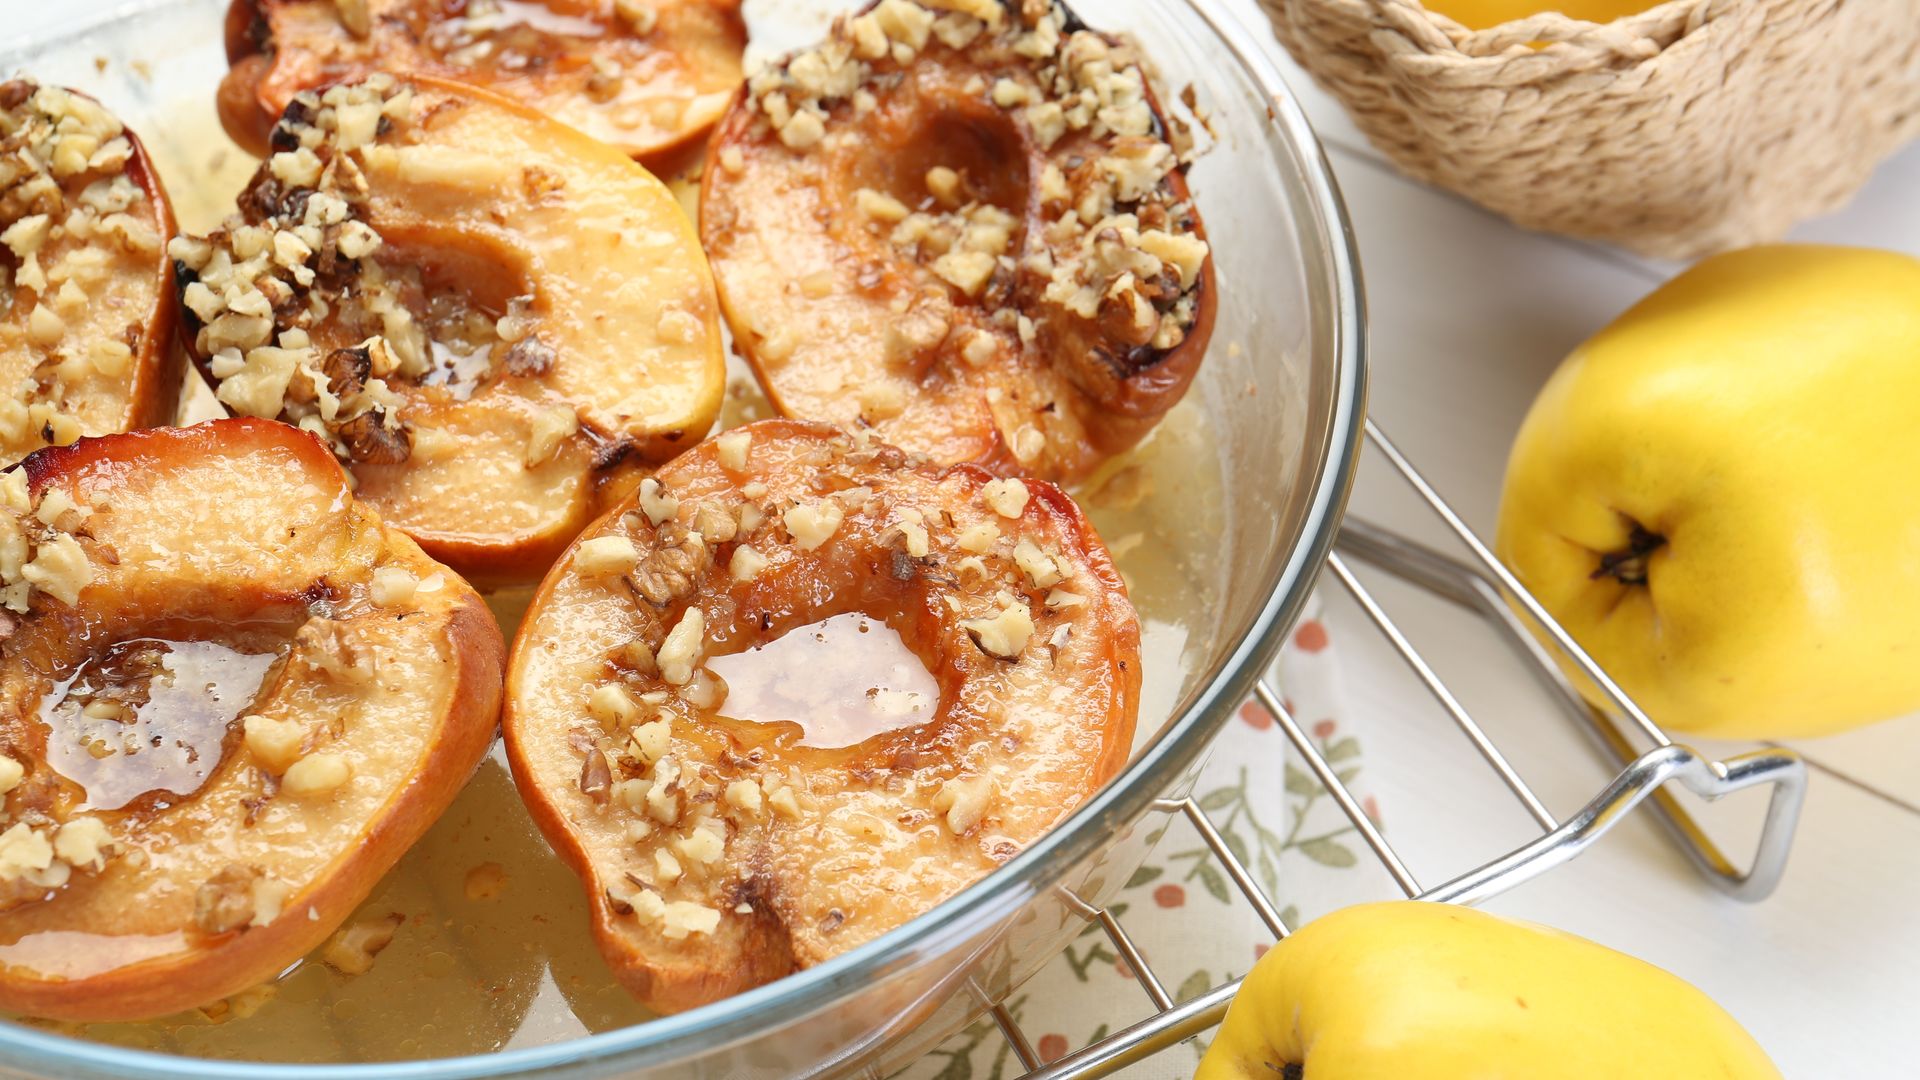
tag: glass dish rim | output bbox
[0,0,1368,1073]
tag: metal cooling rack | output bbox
[969,417,1810,1079]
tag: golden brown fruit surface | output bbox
[0,418,503,1022]
[701,0,1215,484]
[505,419,1139,1012]
[0,80,181,468]
[175,75,726,585]
[219,0,745,163]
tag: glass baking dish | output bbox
[0,0,1365,1075]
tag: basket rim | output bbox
[1293,0,1721,66]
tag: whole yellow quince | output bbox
[1197,901,1780,1080]
[1423,1,1659,30]
[1496,244,1920,739]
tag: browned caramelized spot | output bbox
[704,0,1213,481]
[171,75,529,471]
[223,0,747,160]
[1,81,170,465]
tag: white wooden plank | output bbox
[1312,129,1920,1078]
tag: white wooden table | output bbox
[5,0,1915,1074]
[1214,3,1920,1075]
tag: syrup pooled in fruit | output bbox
[0,419,502,1022]
[505,419,1141,1012]
[704,612,941,749]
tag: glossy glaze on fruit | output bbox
[173,74,727,583]
[0,419,502,1021]
[219,0,746,163]
[701,0,1215,483]
[505,419,1140,1012]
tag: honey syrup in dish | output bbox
[28,390,1224,1062]
[25,79,1226,1056]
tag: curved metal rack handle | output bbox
[984,420,1810,1080]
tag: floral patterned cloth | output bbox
[899,606,1376,1078]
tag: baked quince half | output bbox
[1,80,181,468]
[701,0,1216,484]
[218,0,746,162]
[505,419,1140,1011]
[0,418,503,1022]
[173,74,727,584]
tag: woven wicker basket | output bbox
[1259,0,1920,258]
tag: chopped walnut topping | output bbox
[741,2,1209,347]
[961,595,1035,659]
[691,501,737,543]
[525,404,579,467]
[194,864,263,934]
[322,912,404,975]
[654,847,684,882]
[20,532,90,605]
[625,521,709,606]
[628,715,672,766]
[1012,540,1063,588]
[724,778,763,814]
[674,825,725,866]
[714,429,752,471]
[933,775,994,834]
[782,499,844,551]
[247,875,293,928]
[889,516,931,558]
[1044,587,1087,609]
[0,82,163,461]
[656,607,705,686]
[51,817,112,871]
[768,783,803,820]
[368,564,418,607]
[0,755,21,795]
[587,682,643,729]
[282,751,352,796]
[577,535,640,577]
[729,543,770,583]
[660,899,721,939]
[173,76,559,473]
[637,477,680,526]
[679,666,726,710]
[855,188,910,224]
[579,748,613,803]
[981,477,1030,519]
[243,714,306,773]
[0,484,97,612]
[956,520,1000,553]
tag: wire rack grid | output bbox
[952,417,1812,1080]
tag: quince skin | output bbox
[1496,245,1920,739]
[1198,901,1779,1079]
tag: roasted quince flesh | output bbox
[173,74,727,585]
[219,0,747,162]
[702,0,1216,483]
[0,80,181,469]
[505,419,1140,1012]
[0,418,503,1022]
